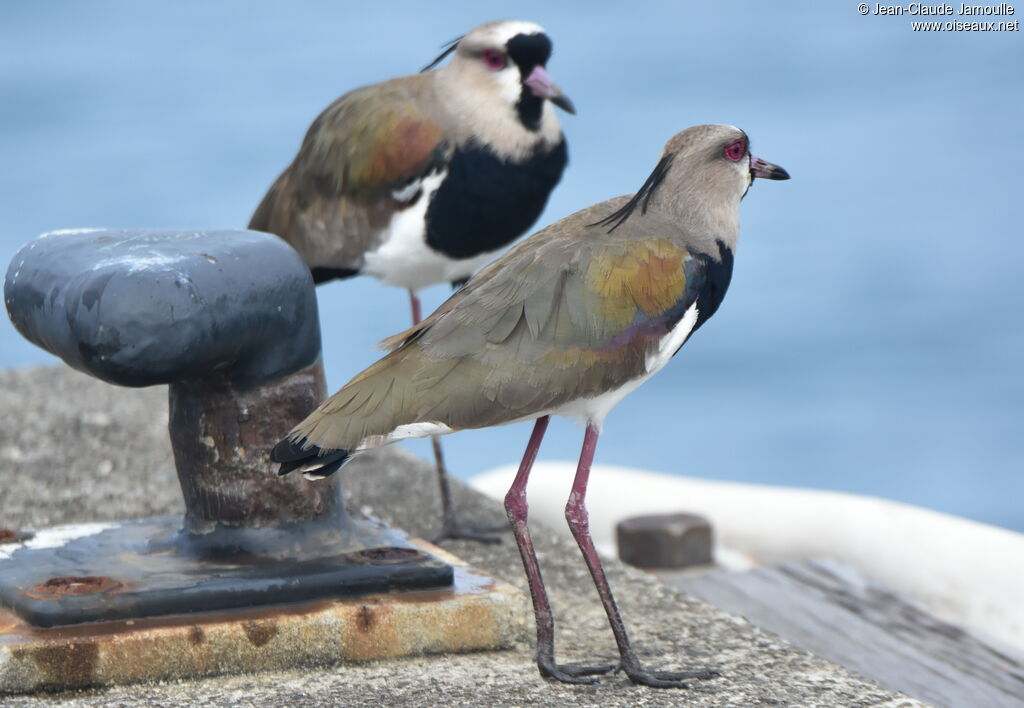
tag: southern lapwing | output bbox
[250,19,574,543]
[272,124,789,687]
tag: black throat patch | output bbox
[425,138,568,259]
[507,33,553,132]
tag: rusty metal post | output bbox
[169,363,332,533]
[1,228,452,627]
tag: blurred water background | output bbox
[1,2,1021,531]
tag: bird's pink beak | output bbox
[750,156,790,181]
[523,65,576,114]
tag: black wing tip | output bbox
[310,266,359,285]
[588,153,676,233]
[272,437,350,479]
[271,436,313,463]
[420,35,463,72]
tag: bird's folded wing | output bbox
[292,83,449,198]
[249,80,450,265]
[293,228,711,447]
[381,227,707,415]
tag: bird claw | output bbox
[538,658,619,684]
[622,665,720,689]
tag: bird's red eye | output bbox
[724,138,747,162]
[481,49,507,71]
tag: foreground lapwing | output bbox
[272,124,789,687]
[250,19,574,543]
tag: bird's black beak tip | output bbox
[751,156,790,181]
[552,95,576,115]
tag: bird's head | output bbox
[662,125,790,205]
[428,20,574,133]
[592,125,789,245]
[660,125,790,248]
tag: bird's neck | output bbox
[432,66,562,161]
[648,187,742,257]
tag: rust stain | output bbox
[19,641,100,689]
[9,596,339,642]
[0,564,523,691]
[355,605,375,633]
[242,619,278,647]
[342,603,398,660]
[25,576,122,599]
[0,528,32,544]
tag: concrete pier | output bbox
[0,365,918,707]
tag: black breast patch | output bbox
[685,240,735,335]
[425,139,568,259]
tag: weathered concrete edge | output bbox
[0,544,528,694]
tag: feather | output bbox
[590,154,675,233]
[420,35,463,72]
[271,437,350,478]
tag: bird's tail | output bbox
[271,437,350,480]
[272,349,438,477]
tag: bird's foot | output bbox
[538,656,619,685]
[621,663,720,689]
[428,518,507,545]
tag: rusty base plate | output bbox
[0,514,452,628]
[0,543,527,694]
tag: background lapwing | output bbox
[250,19,575,542]
[272,124,789,687]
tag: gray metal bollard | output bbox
[5,228,332,533]
[1,228,451,627]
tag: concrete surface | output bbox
[472,462,1024,656]
[0,366,921,707]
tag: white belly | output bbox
[362,171,500,292]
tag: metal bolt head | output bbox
[616,513,713,569]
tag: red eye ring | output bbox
[724,138,747,162]
[481,49,507,71]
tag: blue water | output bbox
[2,3,1021,531]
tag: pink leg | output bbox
[504,417,616,684]
[408,289,422,326]
[409,290,502,544]
[564,423,718,689]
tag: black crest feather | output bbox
[421,35,463,72]
[590,153,675,233]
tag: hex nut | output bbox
[616,513,714,569]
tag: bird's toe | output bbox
[537,658,618,684]
[622,665,719,689]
